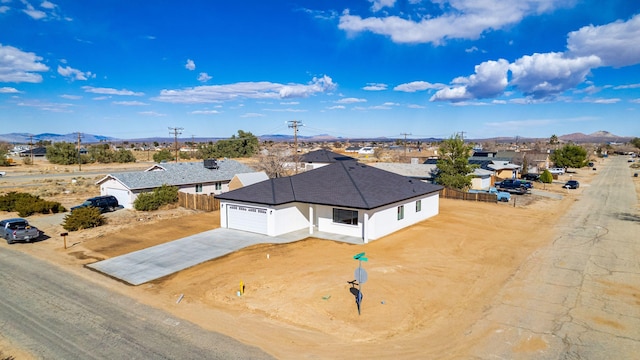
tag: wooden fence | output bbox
[439,187,498,203]
[178,192,220,211]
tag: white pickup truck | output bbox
[1,218,41,244]
[0,171,6,177]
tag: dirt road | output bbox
[0,248,274,359]
[464,156,640,358]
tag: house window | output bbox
[397,205,404,220]
[333,208,358,225]
[195,184,203,193]
[416,200,422,212]
[215,182,222,190]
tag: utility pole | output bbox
[77,132,82,171]
[169,127,183,163]
[288,120,302,174]
[400,133,412,160]
[29,134,33,165]
[458,131,466,141]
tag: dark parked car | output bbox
[521,173,540,181]
[563,180,580,189]
[71,195,119,213]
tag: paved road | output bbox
[0,249,274,359]
[466,156,640,359]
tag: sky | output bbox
[1,0,640,141]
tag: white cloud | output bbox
[185,59,196,70]
[57,65,94,81]
[113,100,148,106]
[23,3,46,19]
[138,111,166,117]
[614,83,640,90]
[153,75,336,104]
[240,113,265,118]
[431,59,509,102]
[630,98,640,104]
[339,1,572,45]
[394,81,443,92]
[0,87,21,93]
[60,94,81,99]
[280,101,299,105]
[336,97,366,104]
[370,0,395,12]
[0,44,49,82]
[509,52,601,99]
[363,83,387,91]
[0,6,9,13]
[263,108,308,113]
[407,104,425,109]
[197,72,212,82]
[82,86,144,96]
[40,1,56,10]
[191,110,221,114]
[328,105,346,110]
[567,14,640,68]
[584,98,621,104]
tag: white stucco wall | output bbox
[100,179,135,209]
[271,202,308,236]
[368,193,439,241]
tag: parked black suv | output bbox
[71,195,119,213]
[563,180,580,189]
[521,173,540,181]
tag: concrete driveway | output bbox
[87,228,362,285]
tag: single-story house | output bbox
[370,162,437,183]
[470,168,494,189]
[300,149,355,171]
[228,171,269,191]
[19,147,47,157]
[215,160,443,243]
[97,159,256,209]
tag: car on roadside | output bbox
[495,179,531,194]
[71,195,119,213]
[563,180,580,189]
[549,167,565,175]
[1,218,41,244]
[521,173,540,181]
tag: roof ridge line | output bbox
[340,161,370,209]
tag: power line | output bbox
[169,127,183,163]
[400,132,412,159]
[77,132,83,171]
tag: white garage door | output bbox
[227,204,268,234]
[105,188,130,209]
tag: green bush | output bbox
[0,192,66,216]
[540,169,553,184]
[133,184,178,211]
[62,207,106,231]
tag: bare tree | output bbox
[254,146,290,178]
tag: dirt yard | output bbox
[1,157,637,359]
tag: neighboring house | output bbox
[345,146,362,153]
[487,160,521,179]
[228,171,269,191]
[215,160,443,243]
[470,168,494,190]
[300,149,355,171]
[19,147,47,157]
[358,146,375,155]
[370,162,437,183]
[96,159,255,209]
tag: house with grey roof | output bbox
[215,160,443,243]
[96,159,256,209]
[300,149,355,171]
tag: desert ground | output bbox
[1,156,638,359]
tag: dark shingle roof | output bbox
[216,161,443,210]
[299,149,355,163]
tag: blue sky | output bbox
[1,0,639,141]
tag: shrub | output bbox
[133,184,178,211]
[0,192,66,216]
[540,169,553,184]
[63,207,106,231]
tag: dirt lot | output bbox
[1,157,638,359]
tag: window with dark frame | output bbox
[397,205,404,220]
[196,184,203,193]
[332,208,358,225]
[416,199,421,212]
[215,182,222,190]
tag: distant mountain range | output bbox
[0,130,633,145]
